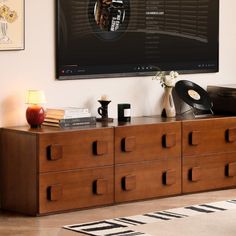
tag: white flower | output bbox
[153,70,179,88]
[164,76,175,87]
[169,71,179,79]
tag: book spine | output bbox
[43,118,96,127]
[46,108,89,114]
[42,122,60,127]
[63,113,91,119]
[60,120,96,128]
[47,107,89,112]
[59,117,96,124]
[64,109,89,115]
[46,113,91,119]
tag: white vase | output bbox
[0,21,10,43]
[161,87,176,118]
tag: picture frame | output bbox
[0,0,24,50]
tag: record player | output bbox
[173,80,213,117]
[207,84,236,115]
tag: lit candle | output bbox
[100,95,109,101]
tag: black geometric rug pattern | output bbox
[63,199,236,236]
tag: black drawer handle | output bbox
[225,162,236,177]
[93,178,108,195]
[121,175,136,191]
[189,131,201,146]
[162,133,176,148]
[121,136,136,152]
[163,170,176,185]
[47,184,63,201]
[189,167,201,182]
[47,144,63,161]
[226,128,236,143]
[93,141,108,156]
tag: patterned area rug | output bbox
[63,199,236,236]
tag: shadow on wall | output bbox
[143,89,163,116]
[84,97,96,115]
[1,93,26,127]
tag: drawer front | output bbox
[182,152,236,193]
[115,157,181,203]
[39,128,114,172]
[115,122,181,164]
[39,166,114,214]
[182,117,236,156]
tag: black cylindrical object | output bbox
[118,103,131,122]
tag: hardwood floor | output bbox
[1,189,236,235]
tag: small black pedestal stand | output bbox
[96,100,114,122]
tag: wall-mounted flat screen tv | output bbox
[56,0,219,80]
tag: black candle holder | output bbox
[96,100,114,122]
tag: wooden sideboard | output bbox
[1,116,236,216]
[114,121,181,203]
[182,118,236,193]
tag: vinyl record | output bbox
[175,80,213,111]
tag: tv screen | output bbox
[56,0,219,80]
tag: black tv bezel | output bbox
[55,0,219,80]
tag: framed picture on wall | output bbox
[0,0,24,50]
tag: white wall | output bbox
[0,0,235,127]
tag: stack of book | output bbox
[43,107,96,128]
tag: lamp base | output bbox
[26,105,45,128]
[30,124,42,129]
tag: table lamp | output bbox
[26,90,46,128]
